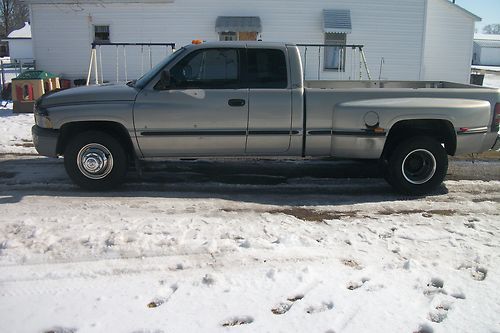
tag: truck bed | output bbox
[303,80,500,159]
[304,80,495,90]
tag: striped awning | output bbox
[323,9,352,34]
[215,16,262,33]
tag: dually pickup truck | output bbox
[32,42,500,194]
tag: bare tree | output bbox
[0,0,28,38]
[483,24,500,35]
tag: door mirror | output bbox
[155,70,171,90]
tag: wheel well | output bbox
[57,121,136,159]
[382,119,456,159]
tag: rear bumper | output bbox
[32,125,59,157]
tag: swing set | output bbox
[296,43,371,81]
[86,41,370,85]
[86,42,176,85]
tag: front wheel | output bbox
[386,137,448,195]
[64,131,128,190]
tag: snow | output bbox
[0,101,499,333]
[1,180,499,333]
[483,73,500,88]
[472,65,500,73]
[474,34,500,41]
[0,103,36,155]
[6,22,31,39]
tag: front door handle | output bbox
[228,99,246,107]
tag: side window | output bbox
[246,49,287,89]
[94,25,110,43]
[170,49,240,89]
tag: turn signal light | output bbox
[192,40,203,45]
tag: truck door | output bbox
[134,48,248,157]
[245,47,292,154]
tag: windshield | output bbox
[135,47,186,89]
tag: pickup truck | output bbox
[32,42,500,194]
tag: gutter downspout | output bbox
[419,0,429,81]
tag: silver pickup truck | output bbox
[32,42,500,194]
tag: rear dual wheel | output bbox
[384,137,448,195]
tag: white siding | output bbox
[8,39,34,60]
[422,0,476,83]
[30,0,425,83]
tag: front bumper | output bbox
[32,125,59,157]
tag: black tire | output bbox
[64,131,128,190]
[378,158,395,187]
[386,136,448,195]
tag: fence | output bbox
[86,42,176,85]
[296,44,371,81]
[1,58,36,101]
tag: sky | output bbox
[455,0,500,33]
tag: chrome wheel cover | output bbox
[77,143,114,180]
[401,149,436,185]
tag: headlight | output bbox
[34,105,53,129]
[35,114,53,128]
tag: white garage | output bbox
[3,22,34,61]
[473,34,500,66]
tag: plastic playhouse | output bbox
[11,70,60,113]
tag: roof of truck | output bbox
[184,41,293,49]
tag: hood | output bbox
[39,83,139,107]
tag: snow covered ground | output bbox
[0,102,500,333]
[483,73,500,89]
[0,103,36,155]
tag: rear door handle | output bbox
[228,99,246,107]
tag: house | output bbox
[473,34,500,67]
[23,0,480,84]
[3,22,34,61]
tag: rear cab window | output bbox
[246,48,288,89]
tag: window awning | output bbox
[323,10,352,34]
[215,16,262,33]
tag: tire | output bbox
[386,136,448,195]
[64,131,128,190]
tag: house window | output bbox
[94,25,110,43]
[218,32,257,41]
[219,32,237,41]
[324,33,346,70]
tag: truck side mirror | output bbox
[155,70,171,90]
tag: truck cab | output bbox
[133,42,303,157]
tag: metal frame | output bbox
[296,43,371,81]
[86,42,176,85]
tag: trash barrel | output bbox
[59,79,72,89]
